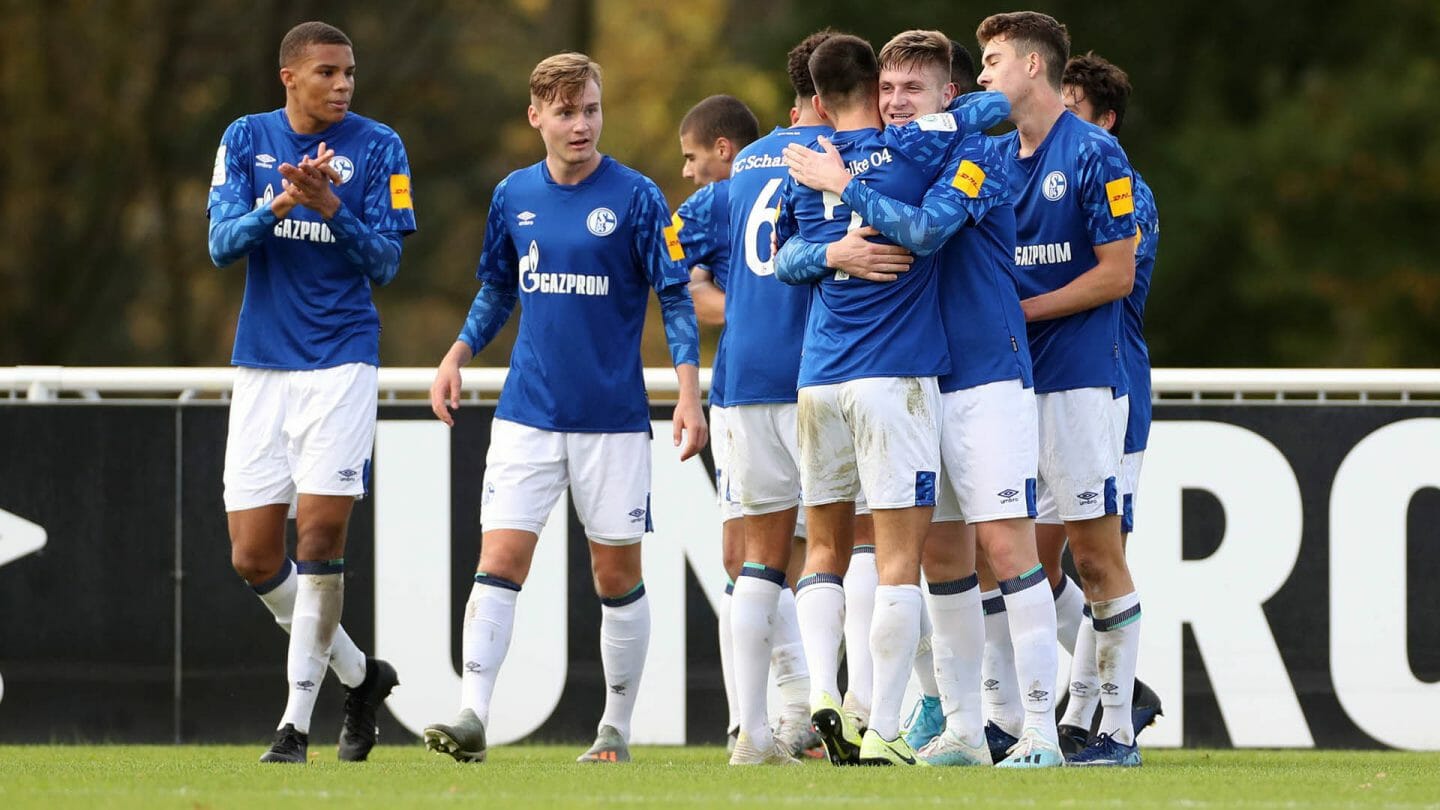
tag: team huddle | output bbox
[206,12,1159,769]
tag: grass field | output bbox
[2,746,1438,809]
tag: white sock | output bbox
[927,575,984,746]
[731,566,783,747]
[1060,604,1101,729]
[1053,575,1085,655]
[912,602,940,698]
[772,585,810,715]
[461,573,521,724]
[843,548,878,713]
[980,588,1023,737]
[718,585,739,733]
[869,584,923,740]
[1002,565,1060,742]
[279,563,345,733]
[598,584,651,741]
[252,559,366,688]
[795,573,845,707]
[1093,591,1142,745]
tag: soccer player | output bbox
[773,33,1011,766]
[423,52,706,765]
[721,30,840,766]
[977,12,1144,766]
[206,20,412,764]
[781,30,1061,767]
[1055,51,1164,754]
[670,94,795,752]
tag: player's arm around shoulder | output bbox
[635,177,708,458]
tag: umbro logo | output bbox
[256,153,276,169]
[517,211,536,226]
[998,488,1020,505]
[1027,689,1049,701]
[1070,681,1090,692]
[338,468,358,482]
[983,678,1000,691]
[295,680,315,692]
[1077,490,1099,505]
[465,661,483,674]
[610,683,626,695]
[628,508,646,523]
[1101,681,1120,696]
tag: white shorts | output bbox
[1034,389,1127,524]
[728,403,803,516]
[933,379,1039,524]
[797,377,941,510]
[481,418,651,545]
[223,363,377,513]
[1120,450,1144,534]
[709,406,744,522]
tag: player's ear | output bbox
[943,81,958,105]
[527,103,541,130]
[811,94,827,122]
[789,106,800,126]
[279,66,295,90]
[1101,109,1117,132]
[715,137,731,161]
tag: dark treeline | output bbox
[2,0,1436,369]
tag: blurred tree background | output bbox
[1,0,1437,369]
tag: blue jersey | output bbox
[931,134,1033,393]
[781,115,961,387]
[672,180,732,407]
[476,156,688,433]
[1123,172,1159,452]
[207,109,416,369]
[1000,111,1137,395]
[720,125,832,405]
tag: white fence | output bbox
[5,366,1440,402]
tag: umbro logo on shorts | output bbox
[998,488,1020,504]
[338,468,358,482]
[627,508,646,523]
[1077,490,1099,505]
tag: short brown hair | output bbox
[680,95,761,151]
[878,30,951,81]
[1064,52,1132,135]
[279,21,352,68]
[787,29,839,101]
[976,11,1070,90]
[808,34,879,114]
[529,52,602,106]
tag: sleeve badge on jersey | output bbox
[211,145,227,187]
[389,174,413,210]
[916,112,957,132]
[950,159,987,198]
[1106,176,1134,218]
[663,212,686,261]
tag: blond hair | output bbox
[529,52,602,105]
[878,30,951,77]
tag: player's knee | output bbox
[1071,551,1111,592]
[593,567,641,600]
[295,521,346,562]
[231,546,283,585]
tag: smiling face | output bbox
[878,60,953,123]
[282,43,355,134]
[529,78,603,170]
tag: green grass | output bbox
[1,746,1438,809]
